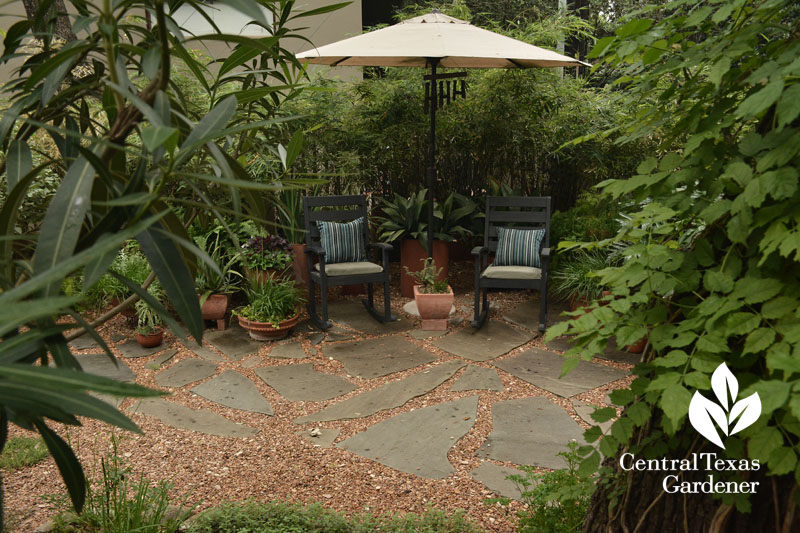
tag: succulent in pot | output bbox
[233,276,305,341]
[405,257,454,331]
[240,234,294,283]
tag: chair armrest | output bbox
[540,247,551,268]
[471,246,488,257]
[367,242,391,270]
[367,242,393,252]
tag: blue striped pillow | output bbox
[494,227,545,268]
[316,217,367,263]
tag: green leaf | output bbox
[215,0,271,27]
[703,270,733,293]
[588,36,615,59]
[733,277,782,304]
[0,363,164,397]
[722,161,753,186]
[750,380,790,416]
[768,446,796,475]
[762,297,797,319]
[743,327,776,354]
[2,20,32,59]
[140,126,178,153]
[748,426,783,462]
[33,420,86,513]
[137,223,202,341]
[285,129,304,169]
[609,388,634,406]
[578,450,601,477]
[615,19,653,38]
[599,434,618,457]
[290,2,351,19]
[6,139,32,190]
[761,168,798,200]
[627,402,650,426]
[560,357,580,378]
[0,296,83,337]
[652,350,688,367]
[708,57,730,87]
[32,154,97,296]
[776,83,800,127]
[736,78,785,118]
[175,95,237,165]
[591,407,617,423]
[660,384,691,425]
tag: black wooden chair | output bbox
[472,196,551,332]
[303,195,397,330]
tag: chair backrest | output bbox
[483,196,551,253]
[303,195,372,250]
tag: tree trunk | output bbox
[21,0,77,43]
[584,423,799,532]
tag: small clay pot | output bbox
[414,285,454,331]
[237,314,299,341]
[625,337,647,354]
[136,329,163,348]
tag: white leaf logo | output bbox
[687,363,761,449]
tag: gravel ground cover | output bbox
[4,265,633,532]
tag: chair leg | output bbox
[307,278,332,330]
[472,287,489,329]
[362,279,397,323]
[539,284,548,333]
[472,283,481,327]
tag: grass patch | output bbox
[187,500,484,533]
[0,437,49,469]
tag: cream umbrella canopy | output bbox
[296,11,589,256]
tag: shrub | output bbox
[50,449,190,533]
[187,500,483,533]
[511,442,595,533]
[0,437,48,469]
[550,191,624,246]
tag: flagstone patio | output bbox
[72,295,632,503]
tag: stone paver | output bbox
[409,330,448,340]
[326,337,436,379]
[254,364,357,402]
[470,463,527,500]
[205,327,260,360]
[337,396,478,479]
[451,366,503,392]
[325,326,357,342]
[545,336,576,352]
[502,300,570,331]
[117,339,166,359]
[599,337,642,365]
[129,398,257,437]
[296,428,340,448]
[69,335,101,351]
[476,397,585,469]
[191,370,273,415]
[573,400,612,433]
[155,359,217,388]
[151,349,177,367]
[432,321,533,362]
[494,348,627,397]
[76,353,135,382]
[328,300,413,335]
[184,342,227,363]
[294,361,465,424]
[240,357,263,368]
[269,342,307,359]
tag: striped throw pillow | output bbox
[494,227,545,268]
[316,217,367,263]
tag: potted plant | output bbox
[233,276,305,341]
[551,249,617,311]
[276,188,309,287]
[240,234,294,283]
[195,232,242,330]
[135,300,164,348]
[376,190,453,298]
[405,257,454,331]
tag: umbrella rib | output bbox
[331,57,352,67]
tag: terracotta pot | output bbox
[414,285,454,331]
[290,243,310,288]
[237,314,299,341]
[400,239,449,298]
[448,241,474,262]
[625,337,647,354]
[200,293,229,330]
[136,329,163,348]
[569,296,591,313]
[244,266,291,284]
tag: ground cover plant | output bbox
[0,0,336,526]
[547,0,800,529]
[0,437,48,470]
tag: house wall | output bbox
[0,0,362,82]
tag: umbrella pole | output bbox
[426,59,439,259]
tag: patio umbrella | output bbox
[296,10,589,256]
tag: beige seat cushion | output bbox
[482,265,542,280]
[315,261,383,276]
